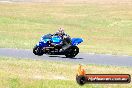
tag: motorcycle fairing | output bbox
[71,38,83,46]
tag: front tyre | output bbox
[65,46,79,58]
[33,46,44,56]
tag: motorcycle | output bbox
[33,34,83,58]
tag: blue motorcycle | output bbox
[33,34,83,58]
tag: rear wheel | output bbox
[33,46,44,56]
[65,46,79,58]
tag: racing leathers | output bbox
[54,32,71,50]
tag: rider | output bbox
[54,28,71,50]
[55,28,68,37]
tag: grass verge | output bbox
[0,56,132,88]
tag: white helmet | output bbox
[58,28,64,34]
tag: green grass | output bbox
[0,3,132,55]
[0,57,132,88]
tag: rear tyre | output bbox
[33,46,44,56]
[65,46,79,58]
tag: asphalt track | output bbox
[0,48,132,66]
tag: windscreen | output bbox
[41,34,52,39]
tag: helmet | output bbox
[58,28,64,34]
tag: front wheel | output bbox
[65,46,79,58]
[33,46,44,56]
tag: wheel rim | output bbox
[35,47,40,54]
[34,47,43,55]
[66,47,79,57]
[72,48,78,56]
